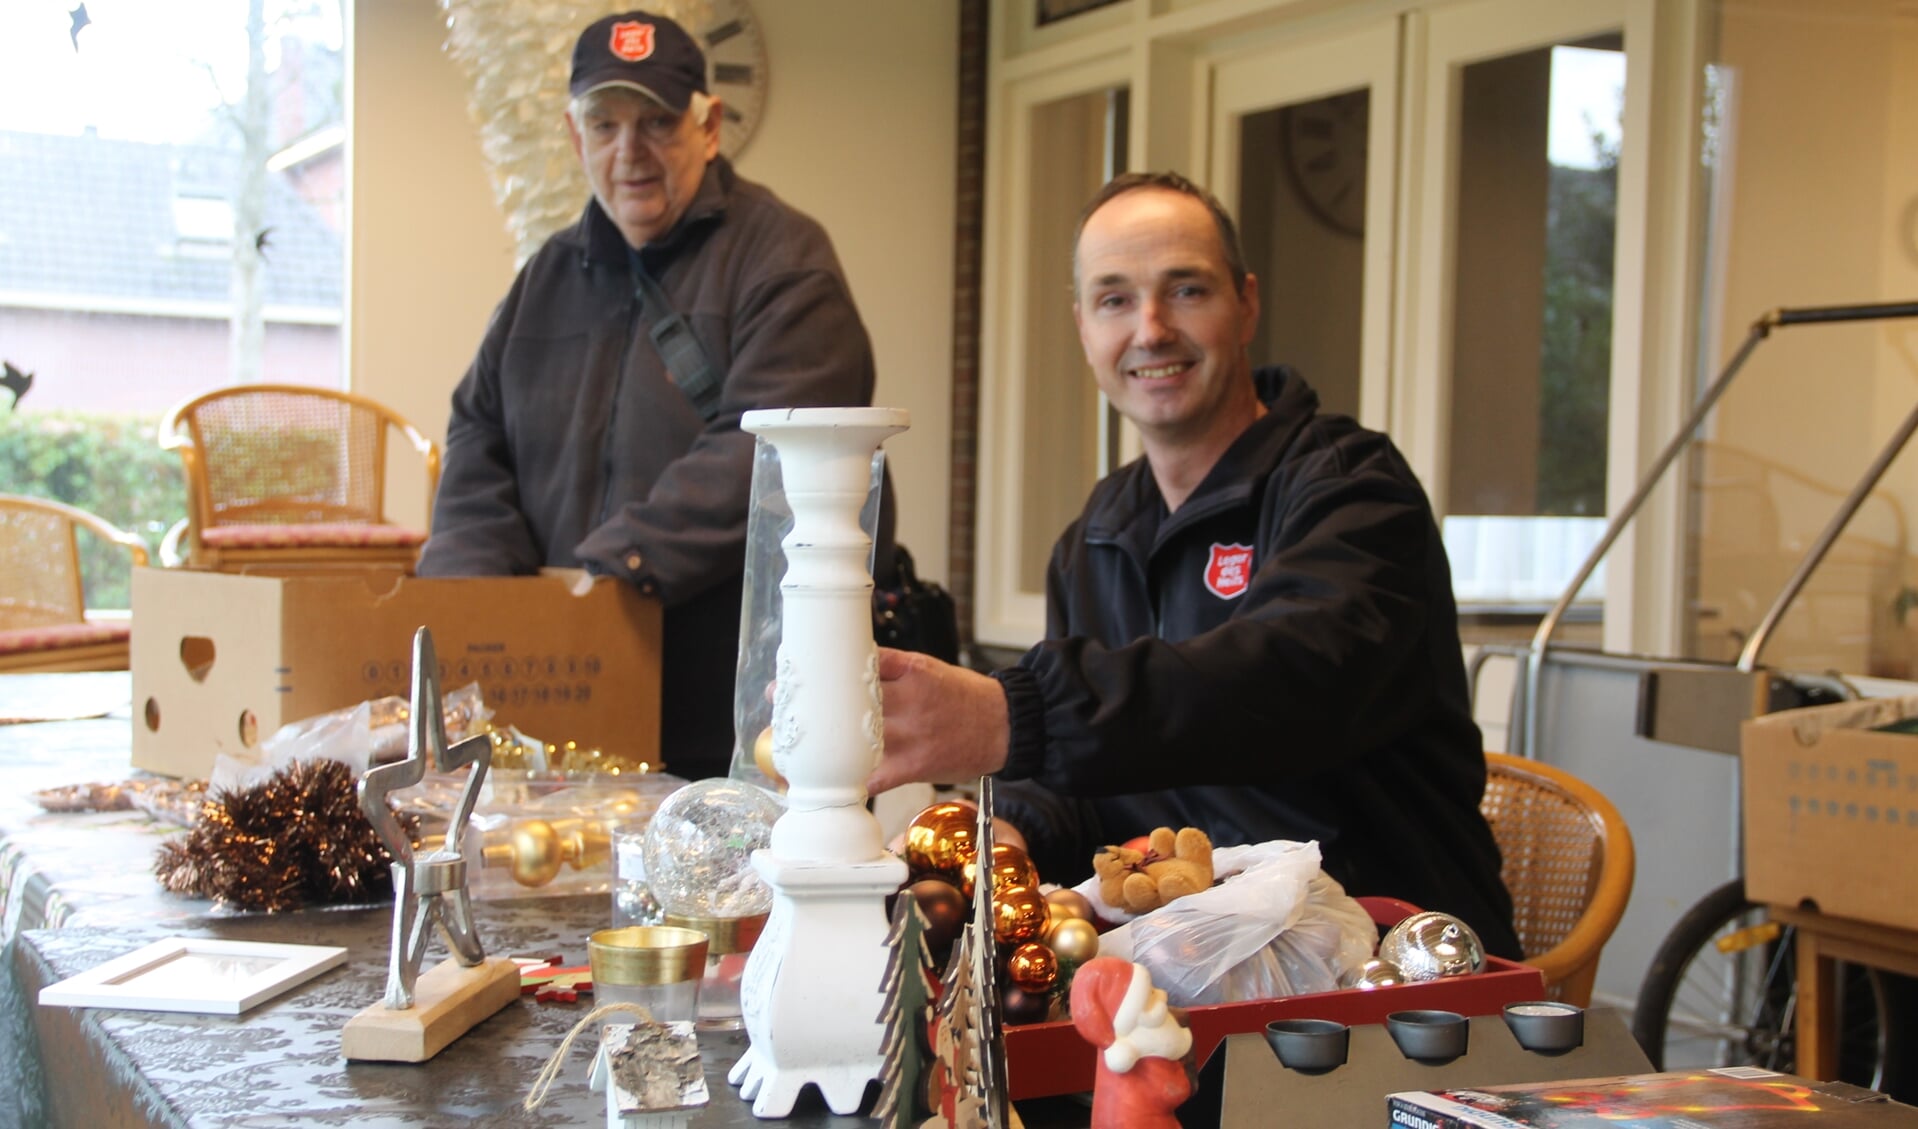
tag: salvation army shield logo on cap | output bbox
[1203,543,1254,599]
[609,21,656,62]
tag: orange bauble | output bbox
[903,802,980,878]
[1005,941,1060,993]
[960,842,1039,899]
[991,883,1048,945]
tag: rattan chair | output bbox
[158,384,439,574]
[0,494,150,672]
[1480,751,1636,1006]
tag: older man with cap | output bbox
[420,10,889,781]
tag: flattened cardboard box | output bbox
[1390,1068,1912,1127]
[1741,694,1918,932]
[132,568,661,779]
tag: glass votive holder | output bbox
[588,926,708,1023]
[663,911,768,1031]
[611,827,662,927]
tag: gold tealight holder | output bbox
[587,926,708,1023]
[663,911,769,1031]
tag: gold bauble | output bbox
[1044,917,1100,965]
[1043,887,1095,924]
[1005,941,1059,993]
[508,819,563,887]
[752,726,786,790]
[960,842,1039,900]
[991,883,1048,945]
[904,803,981,877]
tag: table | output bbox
[0,676,870,1127]
[1771,904,1918,1083]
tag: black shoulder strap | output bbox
[633,263,723,423]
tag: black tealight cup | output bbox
[1386,1009,1470,1062]
[1263,1019,1350,1073]
[1502,1001,1584,1054]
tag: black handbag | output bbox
[638,266,959,664]
[871,544,960,664]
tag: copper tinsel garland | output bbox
[154,759,420,913]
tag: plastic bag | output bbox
[1072,839,1375,1007]
[210,683,493,794]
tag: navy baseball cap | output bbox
[569,11,708,112]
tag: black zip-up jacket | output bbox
[993,367,1520,959]
[419,158,887,781]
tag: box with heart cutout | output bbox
[130,567,661,780]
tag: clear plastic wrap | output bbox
[1073,839,1376,1007]
[726,435,885,793]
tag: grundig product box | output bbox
[1389,1068,1915,1127]
[132,567,661,779]
[1741,694,1918,932]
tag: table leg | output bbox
[1795,924,1839,1081]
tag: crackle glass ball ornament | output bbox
[1378,911,1486,981]
[641,779,782,918]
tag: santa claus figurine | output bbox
[1068,956,1195,1129]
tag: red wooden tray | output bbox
[1001,898,1546,1101]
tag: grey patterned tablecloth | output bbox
[13,897,877,1128]
[0,676,880,1129]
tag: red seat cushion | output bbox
[0,621,130,656]
[201,523,426,549]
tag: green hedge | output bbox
[1,412,186,609]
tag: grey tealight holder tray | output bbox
[1220,1007,1652,1129]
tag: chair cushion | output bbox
[202,523,427,549]
[0,621,130,656]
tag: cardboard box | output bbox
[132,567,661,779]
[1741,695,1918,931]
[1389,1069,1913,1127]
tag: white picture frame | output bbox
[37,937,348,1015]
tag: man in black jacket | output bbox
[419,11,888,781]
[872,171,1518,959]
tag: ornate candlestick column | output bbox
[728,407,910,1118]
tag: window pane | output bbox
[1238,89,1368,421]
[1442,37,1623,609]
[0,1,345,606]
[1685,0,1918,675]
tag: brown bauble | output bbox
[1043,916,1100,966]
[960,842,1040,900]
[751,726,785,790]
[1005,941,1060,993]
[906,877,968,966]
[999,984,1053,1026]
[903,803,981,878]
[1043,887,1095,925]
[991,883,1048,946]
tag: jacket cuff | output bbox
[574,532,661,598]
[990,667,1047,780]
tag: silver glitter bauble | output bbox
[1340,957,1407,990]
[641,778,781,918]
[1378,911,1486,981]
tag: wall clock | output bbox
[1281,90,1369,238]
[695,0,770,162]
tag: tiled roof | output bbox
[0,130,341,314]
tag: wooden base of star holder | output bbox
[341,956,520,1063]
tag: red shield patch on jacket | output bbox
[609,21,656,61]
[1203,543,1254,599]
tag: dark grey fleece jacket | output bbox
[419,158,883,780]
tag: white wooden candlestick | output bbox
[727,408,911,1118]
